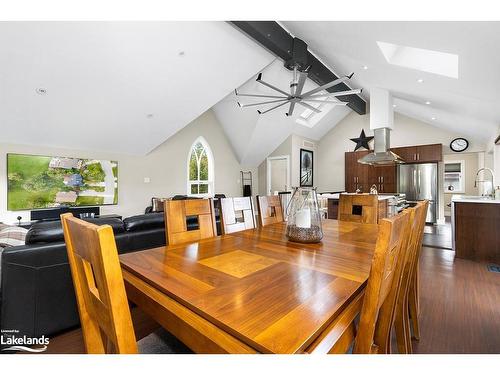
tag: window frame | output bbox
[186,136,214,197]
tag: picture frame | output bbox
[299,148,313,187]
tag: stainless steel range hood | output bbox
[358,88,403,165]
[358,128,403,165]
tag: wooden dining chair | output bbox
[406,201,429,344]
[352,209,411,353]
[220,197,255,234]
[338,193,379,224]
[61,213,191,354]
[307,210,411,354]
[61,213,138,353]
[393,201,428,354]
[164,198,217,245]
[256,195,284,227]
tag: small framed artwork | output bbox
[300,148,313,187]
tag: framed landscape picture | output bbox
[7,153,118,210]
[300,149,313,187]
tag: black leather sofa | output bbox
[0,213,166,338]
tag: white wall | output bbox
[0,110,257,224]
[258,134,317,195]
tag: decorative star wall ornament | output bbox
[350,129,374,151]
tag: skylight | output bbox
[376,41,458,78]
[295,92,339,128]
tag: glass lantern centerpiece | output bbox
[285,187,323,243]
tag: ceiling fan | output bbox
[234,37,362,117]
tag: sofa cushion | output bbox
[123,213,164,232]
[0,226,28,247]
[26,218,125,244]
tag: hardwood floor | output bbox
[43,246,500,354]
[422,218,452,250]
[413,247,500,354]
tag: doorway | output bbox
[267,155,290,195]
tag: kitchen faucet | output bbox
[474,168,495,197]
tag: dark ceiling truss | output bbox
[230,21,366,115]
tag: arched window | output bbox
[187,137,214,196]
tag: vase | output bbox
[285,187,323,243]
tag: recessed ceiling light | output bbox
[425,101,431,105]
[362,65,368,70]
[146,114,154,118]
[35,88,47,95]
[417,79,424,83]
[431,116,436,120]
[392,104,397,108]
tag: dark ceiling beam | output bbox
[230,21,366,115]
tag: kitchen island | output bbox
[451,195,500,263]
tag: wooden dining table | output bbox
[119,219,379,354]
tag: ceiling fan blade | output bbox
[294,71,308,97]
[256,73,290,97]
[237,98,288,108]
[300,73,354,98]
[257,100,289,114]
[286,102,296,117]
[302,99,349,105]
[306,88,362,99]
[234,89,286,99]
[297,101,322,114]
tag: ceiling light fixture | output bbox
[425,101,431,105]
[362,65,368,70]
[235,37,362,116]
[417,79,424,83]
[35,88,47,95]
[392,104,397,108]
[431,116,436,120]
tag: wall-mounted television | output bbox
[7,153,118,211]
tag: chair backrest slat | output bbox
[256,195,284,227]
[220,197,255,234]
[338,194,379,224]
[164,198,217,245]
[61,213,137,354]
[353,209,411,354]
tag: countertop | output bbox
[320,193,394,201]
[451,195,500,204]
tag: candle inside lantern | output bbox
[295,208,311,228]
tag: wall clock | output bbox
[450,138,469,152]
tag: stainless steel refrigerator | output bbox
[398,163,438,223]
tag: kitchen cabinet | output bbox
[344,143,442,193]
[345,151,370,193]
[391,144,442,163]
[369,165,397,193]
[453,201,500,263]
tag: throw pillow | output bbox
[0,226,28,247]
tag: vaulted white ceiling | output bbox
[212,59,352,166]
[1,21,498,164]
[0,21,274,154]
[282,21,500,146]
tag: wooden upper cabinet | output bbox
[391,146,418,162]
[391,144,442,163]
[416,144,442,162]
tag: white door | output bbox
[267,156,290,195]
